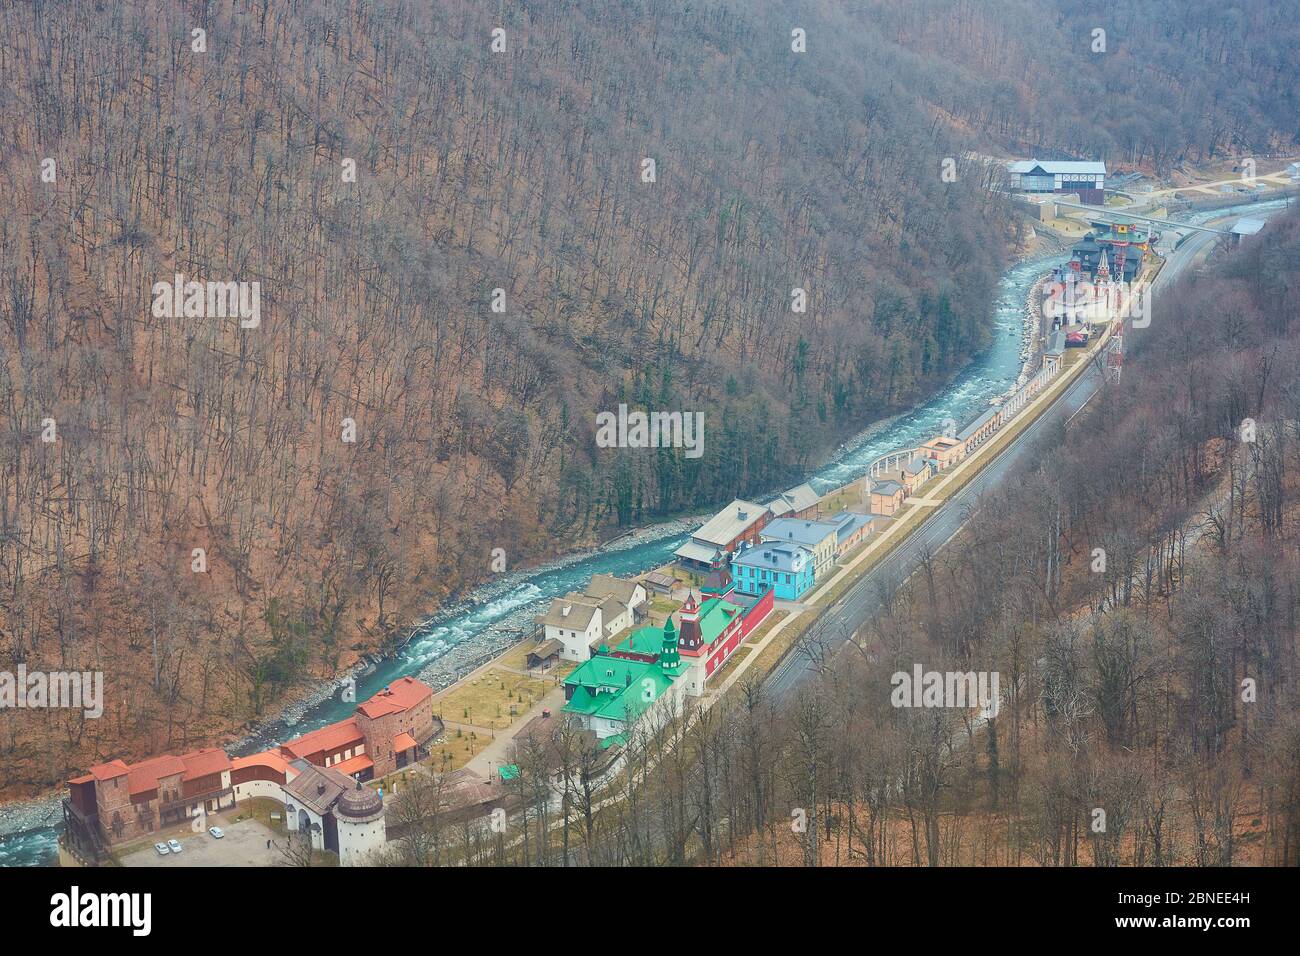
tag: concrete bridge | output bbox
[1051,200,1231,236]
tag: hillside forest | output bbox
[1,0,1296,796]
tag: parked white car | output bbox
[208,826,225,839]
[154,842,169,856]
[167,839,183,854]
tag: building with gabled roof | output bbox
[642,570,676,595]
[562,619,687,745]
[827,510,872,555]
[64,747,234,854]
[731,542,814,601]
[674,499,771,569]
[535,594,603,661]
[534,573,644,662]
[767,482,821,518]
[920,435,964,470]
[620,584,775,694]
[870,479,906,516]
[1009,159,1106,202]
[281,718,365,765]
[585,573,648,611]
[761,517,839,578]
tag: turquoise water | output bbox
[6,195,1288,866]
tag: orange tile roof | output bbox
[333,753,375,776]
[356,696,403,718]
[232,750,290,775]
[126,754,186,796]
[357,676,432,718]
[88,759,129,782]
[392,732,418,753]
[181,747,231,781]
[281,718,363,759]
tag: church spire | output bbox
[1096,246,1111,282]
[660,615,681,674]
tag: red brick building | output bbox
[63,677,438,859]
[64,748,233,856]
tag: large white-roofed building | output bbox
[1008,160,1106,203]
[674,498,771,571]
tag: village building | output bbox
[63,748,234,853]
[275,676,435,780]
[700,549,733,596]
[827,510,872,555]
[616,588,773,696]
[230,750,293,803]
[1069,220,1152,284]
[1008,159,1106,203]
[1230,218,1266,245]
[641,570,676,595]
[730,541,814,601]
[586,573,648,613]
[63,676,437,861]
[674,499,770,570]
[1043,330,1067,374]
[281,763,387,866]
[900,455,934,495]
[674,593,742,694]
[525,639,563,669]
[536,596,603,662]
[562,619,688,745]
[957,407,1003,454]
[767,482,821,519]
[760,517,839,579]
[869,479,906,516]
[920,435,964,470]
[534,573,646,662]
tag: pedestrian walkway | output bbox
[463,684,567,779]
[704,606,806,702]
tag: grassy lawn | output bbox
[709,644,753,685]
[814,484,864,516]
[434,667,548,730]
[495,639,578,679]
[748,611,816,677]
[495,641,539,671]
[740,610,788,647]
[426,726,493,773]
[230,796,290,835]
[649,597,681,618]
[366,767,424,792]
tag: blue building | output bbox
[730,542,815,601]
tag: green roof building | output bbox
[563,617,684,743]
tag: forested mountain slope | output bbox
[0,0,1293,793]
[863,0,1300,168]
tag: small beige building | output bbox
[870,479,906,516]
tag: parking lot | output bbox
[120,816,282,867]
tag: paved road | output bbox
[765,212,1249,705]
